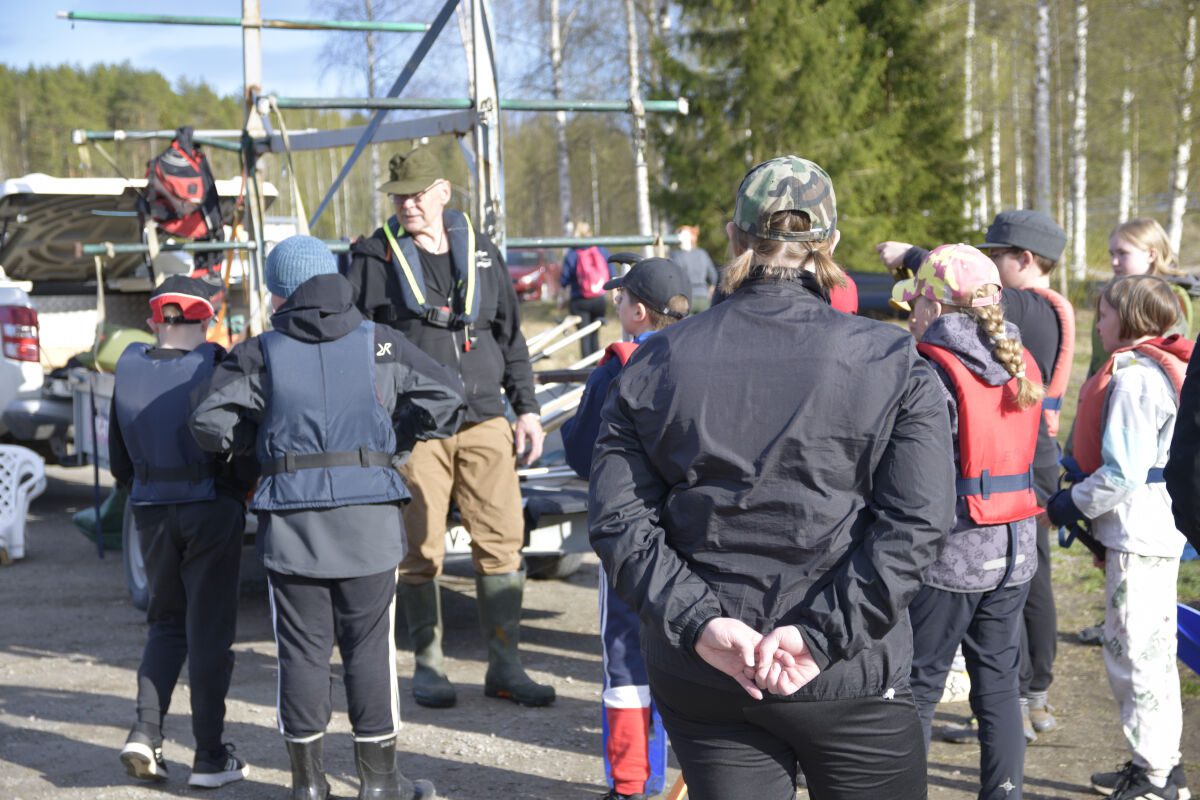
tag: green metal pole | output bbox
[78,237,680,256]
[74,130,246,153]
[57,11,428,32]
[507,235,680,249]
[274,97,686,114]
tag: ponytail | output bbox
[969,287,1044,410]
[721,210,847,295]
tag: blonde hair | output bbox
[1100,275,1182,340]
[626,289,690,330]
[720,211,846,295]
[1111,217,1180,276]
[573,219,593,238]
[956,286,1045,410]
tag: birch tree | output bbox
[1034,0,1052,214]
[1012,38,1025,209]
[623,0,652,255]
[1119,77,1133,222]
[549,0,573,235]
[1169,4,1197,255]
[1070,0,1088,279]
[990,38,1002,215]
[964,0,978,224]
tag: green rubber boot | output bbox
[476,572,556,707]
[397,581,457,708]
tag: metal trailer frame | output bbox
[58,0,686,585]
[63,0,688,337]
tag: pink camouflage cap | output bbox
[891,243,1003,309]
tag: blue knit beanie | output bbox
[265,235,337,298]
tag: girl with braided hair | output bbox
[893,243,1045,800]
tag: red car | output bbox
[506,249,551,301]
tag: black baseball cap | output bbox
[603,256,691,319]
[976,210,1067,262]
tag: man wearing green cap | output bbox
[345,148,554,709]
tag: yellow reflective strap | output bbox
[462,213,477,316]
[382,220,427,307]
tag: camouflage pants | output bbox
[1103,550,1183,775]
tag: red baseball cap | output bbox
[149,275,217,324]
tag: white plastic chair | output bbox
[0,445,47,563]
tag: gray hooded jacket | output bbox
[920,313,1037,593]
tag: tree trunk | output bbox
[550,0,573,235]
[1012,38,1025,210]
[1034,0,1052,215]
[1169,5,1197,256]
[364,0,384,230]
[990,38,1002,216]
[963,0,977,224]
[1070,1,1088,279]
[624,0,652,256]
[1119,75,1133,223]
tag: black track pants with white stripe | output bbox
[268,568,400,741]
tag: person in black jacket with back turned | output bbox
[191,236,465,800]
[1166,335,1200,547]
[588,156,956,800]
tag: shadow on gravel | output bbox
[928,760,1091,798]
[0,719,278,795]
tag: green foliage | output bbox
[650,0,969,270]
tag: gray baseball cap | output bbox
[976,210,1066,262]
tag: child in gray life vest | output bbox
[111,275,257,789]
[189,235,466,800]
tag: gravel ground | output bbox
[1,466,1196,799]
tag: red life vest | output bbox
[1070,335,1194,474]
[830,274,859,314]
[599,341,638,367]
[918,342,1044,525]
[1026,287,1076,438]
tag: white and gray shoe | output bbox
[120,729,168,782]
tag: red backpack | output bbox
[575,247,610,298]
[138,127,224,241]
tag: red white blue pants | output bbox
[599,565,667,796]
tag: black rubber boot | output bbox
[354,737,436,800]
[286,737,330,800]
[476,572,556,707]
[397,581,456,708]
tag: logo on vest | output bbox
[476,250,492,269]
[376,342,393,358]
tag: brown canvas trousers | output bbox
[398,416,524,582]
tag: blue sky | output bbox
[0,0,473,99]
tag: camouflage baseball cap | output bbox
[733,155,837,242]
[378,147,443,195]
[891,243,1002,309]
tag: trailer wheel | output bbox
[122,501,149,610]
[525,553,584,580]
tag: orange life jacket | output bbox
[1070,335,1194,475]
[1026,287,1076,438]
[918,343,1044,525]
[599,340,638,368]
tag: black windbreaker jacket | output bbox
[1166,334,1200,546]
[588,277,956,700]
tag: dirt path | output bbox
[1,467,1196,798]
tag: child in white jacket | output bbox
[1047,275,1193,800]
